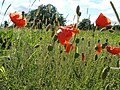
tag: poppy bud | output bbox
[48,44,53,51]
[53,35,57,42]
[104,57,108,61]
[101,66,110,80]
[95,54,98,61]
[75,38,80,44]
[102,43,107,49]
[98,39,100,43]
[95,46,98,50]
[8,56,11,60]
[119,42,120,46]
[60,50,63,54]
[76,5,81,17]
[74,53,80,59]
[57,40,60,43]
[40,37,42,40]
[22,11,25,19]
[117,60,120,67]
[81,37,84,41]
[106,39,108,42]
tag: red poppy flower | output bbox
[57,25,80,45]
[82,52,85,61]
[95,44,102,54]
[9,12,27,27]
[106,46,120,55]
[64,42,74,53]
[96,13,111,27]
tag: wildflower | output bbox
[57,25,80,45]
[9,11,26,27]
[95,44,102,54]
[57,25,80,53]
[106,46,120,55]
[96,13,111,27]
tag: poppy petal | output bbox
[96,13,111,27]
[106,46,120,55]
[9,12,27,27]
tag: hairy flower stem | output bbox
[110,1,120,24]
[74,14,80,60]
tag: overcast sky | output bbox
[0,0,120,25]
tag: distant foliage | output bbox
[27,4,66,29]
[78,18,91,30]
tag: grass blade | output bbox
[110,1,120,24]
[4,4,11,16]
[31,0,37,7]
[1,0,5,8]
[0,4,11,26]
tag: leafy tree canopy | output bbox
[26,4,66,29]
[78,18,91,30]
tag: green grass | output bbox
[0,28,120,90]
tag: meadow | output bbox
[0,0,120,89]
[0,28,120,90]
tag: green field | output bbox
[0,28,120,90]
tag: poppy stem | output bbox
[110,67,120,70]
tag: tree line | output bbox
[2,4,120,30]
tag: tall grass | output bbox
[0,0,120,89]
[0,28,120,90]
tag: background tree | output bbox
[27,4,66,29]
[78,18,91,30]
